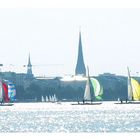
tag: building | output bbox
[16,73,27,86]
[2,72,16,83]
[75,31,86,76]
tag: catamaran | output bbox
[72,66,103,105]
[127,67,140,103]
[116,67,140,104]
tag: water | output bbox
[0,102,140,132]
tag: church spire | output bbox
[28,53,31,67]
[75,31,86,76]
[26,53,33,79]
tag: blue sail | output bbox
[8,82,16,101]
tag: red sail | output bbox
[2,82,9,102]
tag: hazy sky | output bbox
[0,8,140,77]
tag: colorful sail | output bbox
[8,82,16,101]
[2,82,9,102]
[0,81,3,102]
[95,85,103,100]
[131,78,140,101]
[90,78,103,100]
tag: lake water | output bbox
[0,102,140,132]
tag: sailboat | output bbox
[53,94,58,102]
[72,66,103,105]
[46,96,49,102]
[49,94,58,103]
[116,67,140,104]
[0,80,14,106]
[41,95,45,102]
[127,67,140,103]
[49,95,52,102]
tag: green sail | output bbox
[90,78,103,100]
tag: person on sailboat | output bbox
[91,99,92,104]
[83,99,85,104]
[1,98,4,105]
[120,99,123,104]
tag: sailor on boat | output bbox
[83,99,85,104]
[0,99,4,105]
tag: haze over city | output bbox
[0,3,140,77]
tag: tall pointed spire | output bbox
[27,53,31,67]
[75,31,86,76]
[26,53,33,79]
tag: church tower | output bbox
[26,53,34,79]
[75,31,86,76]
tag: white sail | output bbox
[53,94,57,102]
[41,96,45,102]
[127,67,133,101]
[49,96,52,102]
[0,81,3,102]
[46,96,49,102]
[84,66,92,101]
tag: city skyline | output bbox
[0,8,140,77]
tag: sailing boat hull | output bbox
[115,101,140,104]
[0,103,14,106]
[71,102,102,105]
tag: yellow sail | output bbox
[131,78,140,101]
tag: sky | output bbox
[0,1,140,77]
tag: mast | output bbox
[127,67,133,101]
